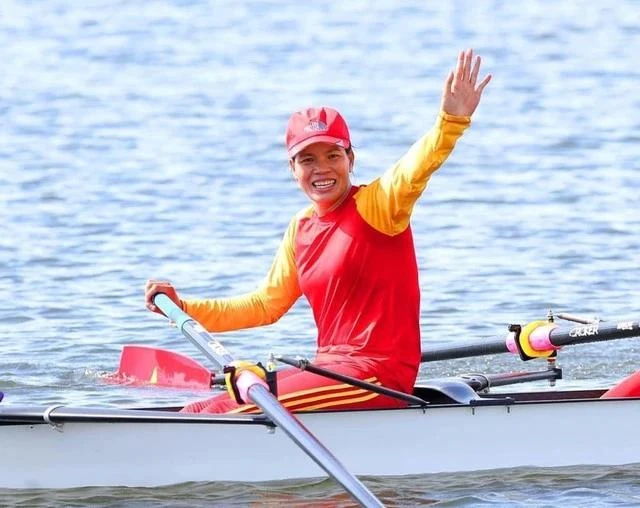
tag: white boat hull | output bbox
[2,389,639,489]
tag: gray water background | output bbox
[1,0,639,506]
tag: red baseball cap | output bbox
[285,106,351,158]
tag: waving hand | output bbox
[441,49,492,117]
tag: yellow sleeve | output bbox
[181,217,302,332]
[355,112,471,235]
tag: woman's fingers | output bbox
[144,279,178,315]
[463,49,473,82]
[441,49,491,117]
[469,55,481,85]
[476,73,492,94]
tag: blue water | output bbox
[1,0,639,505]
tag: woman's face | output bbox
[289,142,354,216]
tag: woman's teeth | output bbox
[313,179,336,189]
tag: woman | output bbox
[145,49,491,413]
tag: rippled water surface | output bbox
[1,0,639,506]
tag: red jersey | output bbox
[295,185,420,389]
[182,112,470,393]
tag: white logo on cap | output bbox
[304,121,328,132]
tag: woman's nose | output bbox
[312,163,329,174]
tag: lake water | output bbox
[1,0,639,506]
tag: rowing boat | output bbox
[1,384,639,489]
[2,311,640,492]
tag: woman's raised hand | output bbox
[441,49,492,117]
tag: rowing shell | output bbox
[1,386,639,489]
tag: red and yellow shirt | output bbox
[183,112,470,392]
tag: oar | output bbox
[421,318,640,362]
[153,293,382,508]
[115,345,216,389]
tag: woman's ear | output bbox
[289,159,299,182]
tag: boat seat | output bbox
[414,378,487,404]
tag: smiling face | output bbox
[289,142,354,216]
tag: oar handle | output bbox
[154,293,190,328]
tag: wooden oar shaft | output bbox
[422,318,640,362]
[153,293,382,508]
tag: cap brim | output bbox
[287,135,349,158]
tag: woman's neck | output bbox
[314,184,353,217]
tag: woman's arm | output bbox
[182,217,302,332]
[354,49,491,236]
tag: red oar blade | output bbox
[113,345,214,390]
